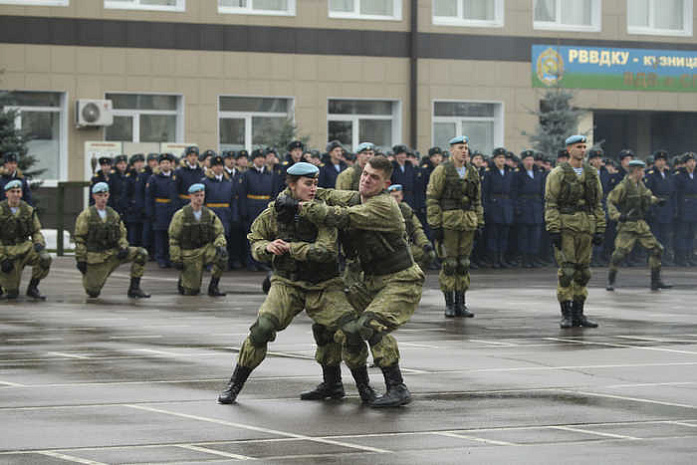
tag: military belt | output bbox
[206,203,230,208]
[155,198,172,203]
[559,206,590,214]
[518,194,540,199]
[247,194,271,200]
[178,194,189,200]
[275,269,338,284]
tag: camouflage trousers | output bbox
[343,264,424,368]
[610,221,663,272]
[438,229,475,292]
[237,276,368,370]
[554,230,592,303]
[0,248,51,293]
[178,243,226,293]
[83,247,147,296]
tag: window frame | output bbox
[533,0,602,33]
[104,92,184,144]
[327,98,402,152]
[432,0,504,28]
[0,0,68,5]
[2,91,68,186]
[218,0,296,17]
[328,0,403,21]
[626,0,693,37]
[431,99,504,155]
[217,95,295,152]
[104,0,185,12]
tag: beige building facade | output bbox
[1,0,696,193]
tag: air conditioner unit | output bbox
[76,99,114,127]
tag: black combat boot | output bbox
[6,289,19,299]
[490,252,501,269]
[25,278,46,300]
[455,291,474,318]
[207,277,226,297]
[498,252,511,269]
[572,300,598,328]
[218,365,253,404]
[371,364,412,408]
[300,364,345,400]
[606,269,617,291]
[443,291,455,318]
[559,301,574,329]
[650,268,672,291]
[350,366,377,404]
[177,278,185,295]
[127,277,151,298]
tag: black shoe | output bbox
[218,365,253,404]
[455,291,474,318]
[370,364,411,408]
[443,291,455,318]
[127,277,151,298]
[300,365,345,400]
[606,269,617,291]
[6,289,19,300]
[207,277,226,297]
[350,366,377,404]
[559,301,573,329]
[87,290,100,298]
[26,279,46,300]
[650,269,672,291]
[572,300,598,328]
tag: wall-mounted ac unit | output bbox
[76,99,114,127]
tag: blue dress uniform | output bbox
[318,159,347,188]
[390,149,418,208]
[644,155,676,263]
[145,154,178,267]
[483,158,516,267]
[674,153,697,266]
[513,157,545,268]
[110,155,130,217]
[412,162,429,238]
[202,157,234,239]
[0,152,33,205]
[174,158,205,208]
[138,154,158,256]
[226,165,247,269]
[89,157,115,209]
[123,154,146,246]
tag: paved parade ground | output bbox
[1,258,697,464]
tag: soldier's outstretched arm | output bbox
[314,187,360,206]
[300,194,401,233]
[288,225,338,263]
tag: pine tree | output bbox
[0,96,46,181]
[264,118,310,154]
[524,86,585,157]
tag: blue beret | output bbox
[387,184,403,192]
[565,135,587,146]
[628,159,646,168]
[4,179,22,191]
[449,136,469,145]
[356,142,375,153]
[287,162,319,177]
[92,182,109,194]
[188,183,205,194]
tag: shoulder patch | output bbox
[282,161,289,166]
[485,167,490,171]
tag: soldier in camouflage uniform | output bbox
[335,142,375,190]
[544,135,605,328]
[74,182,150,299]
[278,156,425,408]
[388,184,435,270]
[426,136,484,318]
[0,180,50,299]
[168,183,227,297]
[606,159,672,291]
[218,163,374,405]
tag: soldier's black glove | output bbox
[656,198,667,207]
[33,243,44,253]
[475,226,485,240]
[215,246,228,260]
[432,227,444,243]
[76,261,87,275]
[274,194,299,224]
[1,259,13,273]
[592,232,604,246]
[117,248,129,260]
[172,261,184,270]
[618,213,628,223]
[550,232,562,249]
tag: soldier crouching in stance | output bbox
[0,180,50,299]
[74,182,150,299]
[218,162,375,405]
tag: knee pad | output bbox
[358,312,390,347]
[443,258,457,276]
[135,248,148,265]
[559,262,575,287]
[574,264,591,286]
[39,252,52,269]
[337,315,369,350]
[456,256,470,275]
[610,247,630,265]
[311,323,334,347]
[651,243,664,258]
[249,313,279,348]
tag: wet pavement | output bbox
[1,258,696,464]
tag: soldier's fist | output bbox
[76,261,87,274]
[1,259,13,273]
[274,194,299,224]
[550,232,562,249]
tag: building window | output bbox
[105,93,182,143]
[432,101,503,156]
[0,91,67,183]
[329,0,402,20]
[218,96,294,152]
[0,0,68,5]
[327,99,401,152]
[627,0,692,36]
[104,0,185,12]
[433,0,503,27]
[218,0,296,16]
[533,0,601,32]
